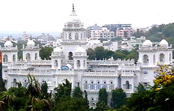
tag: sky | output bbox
[0,0,174,32]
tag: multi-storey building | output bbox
[116,27,135,38]
[1,5,173,108]
[87,24,114,39]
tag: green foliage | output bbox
[87,46,138,61]
[41,81,48,98]
[94,47,106,60]
[136,83,146,93]
[87,48,96,60]
[73,87,83,98]
[126,65,174,111]
[53,97,89,111]
[111,88,126,108]
[95,101,109,111]
[98,88,108,105]
[54,79,72,102]
[39,47,53,60]
[0,80,7,92]
[17,40,27,60]
[132,23,174,48]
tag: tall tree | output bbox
[73,87,83,98]
[111,88,126,108]
[54,79,72,101]
[41,81,48,98]
[98,88,108,105]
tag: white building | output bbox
[1,5,173,108]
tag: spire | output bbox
[72,3,75,12]
[70,3,77,16]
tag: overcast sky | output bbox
[0,0,174,32]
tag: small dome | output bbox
[53,47,63,52]
[66,64,72,69]
[27,39,35,46]
[159,39,168,47]
[75,47,86,53]
[4,41,13,47]
[142,40,152,47]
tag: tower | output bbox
[61,4,87,40]
[22,39,40,61]
[51,47,64,69]
[1,40,18,63]
[73,46,87,70]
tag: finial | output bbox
[72,3,75,12]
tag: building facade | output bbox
[1,5,173,108]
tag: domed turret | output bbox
[75,47,86,53]
[4,40,13,47]
[27,39,35,47]
[142,40,152,47]
[159,39,168,47]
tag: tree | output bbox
[54,79,72,102]
[98,88,108,105]
[94,47,106,60]
[136,83,146,93]
[53,97,89,111]
[40,47,53,60]
[17,40,27,59]
[95,101,109,111]
[0,80,6,92]
[127,65,174,111]
[111,88,126,108]
[73,87,83,98]
[41,81,48,98]
[87,48,96,60]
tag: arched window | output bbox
[109,81,114,90]
[126,81,130,89]
[69,33,72,39]
[160,53,165,62]
[54,60,58,67]
[26,53,31,61]
[3,54,8,62]
[90,81,95,89]
[103,81,107,89]
[77,60,80,68]
[96,81,101,89]
[68,52,73,60]
[35,53,37,60]
[153,55,155,64]
[13,54,16,62]
[143,55,149,63]
[75,33,79,40]
[84,80,88,89]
